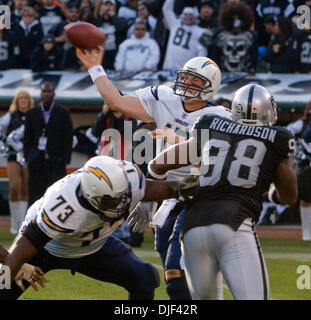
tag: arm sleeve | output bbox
[134,86,159,119]
[274,128,295,158]
[162,0,179,29]
[21,218,51,251]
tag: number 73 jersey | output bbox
[189,114,295,229]
[22,161,145,258]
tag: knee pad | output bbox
[166,273,192,300]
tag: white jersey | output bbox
[22,161,145,258]
[162,0,206,71]
[135,85,231,180]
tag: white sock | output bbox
[9,201,20,235]
[18,201,28,231]
[300,207,311,241]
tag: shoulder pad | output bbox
[272,126,295,158]
[193,114,222,131]
[150,85,174,101]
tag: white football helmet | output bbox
[80,156,131,222]
[231,84,278,126]
[173,57,221,102]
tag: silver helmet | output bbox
[231,84,278,126]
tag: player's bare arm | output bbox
[2,234,47,291]
[0,244,7,262]
[149,137,199,176]
[76,46,154,122]
[273,158,298,205]
[143,180,180,201]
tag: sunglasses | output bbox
[135,28,146,31]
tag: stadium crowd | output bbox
[0,0,310,74]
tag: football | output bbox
[64,22,107,50]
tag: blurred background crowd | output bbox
[0,0,310,76]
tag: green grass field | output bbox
[1,227,311,300]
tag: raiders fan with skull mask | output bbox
[211,1,257,75]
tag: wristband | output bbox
[268,186,281,204]
[88,65,107,82]
[148,163,168,180]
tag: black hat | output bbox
[41,34,55,44]
[263,15,277,25]
[67,1,80,9]
[200,0,215,11]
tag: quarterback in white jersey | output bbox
[0,156,189,300]
[76,46,229,300]
[135,84,231,180]
[162,0,207,71]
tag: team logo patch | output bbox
[201,60,218,69]
[235,104,242,113]
[84,166,113,189]
[150,86,159,101]
[182,112,188,119]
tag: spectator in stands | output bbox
[140,0,168,70]
[198,0,218,29]
[30,34,63,72]
[24,82,73,207]
[118,0,138,28]
[211,1,257,74]
[50,1,83,70]
[256,0,296,20]
[263,14,277,36]
[94,0,128,70]
[263,16,294,73]
[80,6,95,23]
[79,0,95,23]
[162,0,207,72]
[255,0,296,46]
[127,1,158,38]
[38,0,65,35]
[11,0,29,29]
[10,6,44,69]
[292,26,311,73]
[0,91,34,234]
[114,20,160,77]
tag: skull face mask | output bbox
[218,30,253,72]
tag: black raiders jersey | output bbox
[182,114,295,235]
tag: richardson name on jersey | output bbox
[209,117,277,143]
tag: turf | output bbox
[1,227,311,300]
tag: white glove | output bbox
[15,263,36,287]
[128,202,153,233]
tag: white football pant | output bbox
[181,218,270,300]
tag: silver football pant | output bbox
[181,218,270,300]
